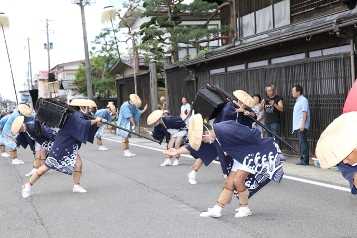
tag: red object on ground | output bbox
[343,80,357,113]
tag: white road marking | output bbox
[103,137,351,193]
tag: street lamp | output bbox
[72,0,94,98]
[0,12,18,104]
[102,5,121,60]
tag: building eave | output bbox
[168,9,357,68]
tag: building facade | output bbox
[165,0,357,153]
[50,60,84,97]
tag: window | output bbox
[309,45,350,58]
[248,60,269,68]
[209,68,225,75]
[238,0,290,38]
[256,5,273,33]
[274,0,290,28]
[188,48,198,59]
[227,64,246,72]
[271,53,305,64]
[322,45,350,56]
[207,24,220,47]
[309,50,322,58]
[178,48,188,61]
[242,13,255,37]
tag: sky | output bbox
[0,0,124,101]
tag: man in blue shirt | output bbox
[292,85,311,165]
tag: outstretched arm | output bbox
[163,146,190,157]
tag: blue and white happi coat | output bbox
[45,111,98,175]
[151,116,187,144]
[16,119,57,154]
[116,101,141,139]
[94,108,112,140]
[188,120,284,197]
[1,111,33,150]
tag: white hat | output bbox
[129,94,142,108]
[147,110,164,126]
[70,99,96,107]
[17,104,32,117]
[188,114,204,151]
[233,90,256,108]
[315,112,357,169]
[11,116,25,135]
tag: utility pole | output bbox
[45,19,51,73]
[149,62,158,110]
[27,38,33,90]
[0,13,18,104]
[74,0,93,98]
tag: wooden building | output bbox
[166,0,357,152]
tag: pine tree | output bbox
[139,0,226,64]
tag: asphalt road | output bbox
[1,136,357,238]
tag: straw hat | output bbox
[87,100,97,108]
[11,116,25,135]
[233,90,256,108]
[129,94,142,108]
[70,99,95,107]
[188,114,204,151]
[17,104,32,117]
[147,110,164,126]
[315,112,357,169]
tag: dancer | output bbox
[1,104,33,165]
[95,103,116,151]
[187,90,257,185]
[116,94,147,157]
[0,112,11,158]
[165,113,284,218]
[21,99,101,198]
[147,110,187,167]
[316,112,357,195]
[15,117,57,177]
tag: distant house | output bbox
[110,6,220,112]
[50,60,85,97]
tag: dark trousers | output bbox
[266,122,281,138]
[295,130,310,164]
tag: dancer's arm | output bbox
[163,146,190,157]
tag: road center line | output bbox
[103,137,350,193]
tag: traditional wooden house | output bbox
[166,0,357,152]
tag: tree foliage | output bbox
[74,27,119,97]
[139,0,225,64]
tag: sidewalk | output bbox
[104,134,349,188]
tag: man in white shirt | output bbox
[180,97,191,122]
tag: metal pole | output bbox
[79,0,93,98]
[1,25,18,104]
[46,19,51,73]
[27,37,33,90]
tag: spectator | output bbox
[262,84,284,138]
[252,94,264,137]
[180,97,192,122]
[158,96,169,115]
[292,85,311,166]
